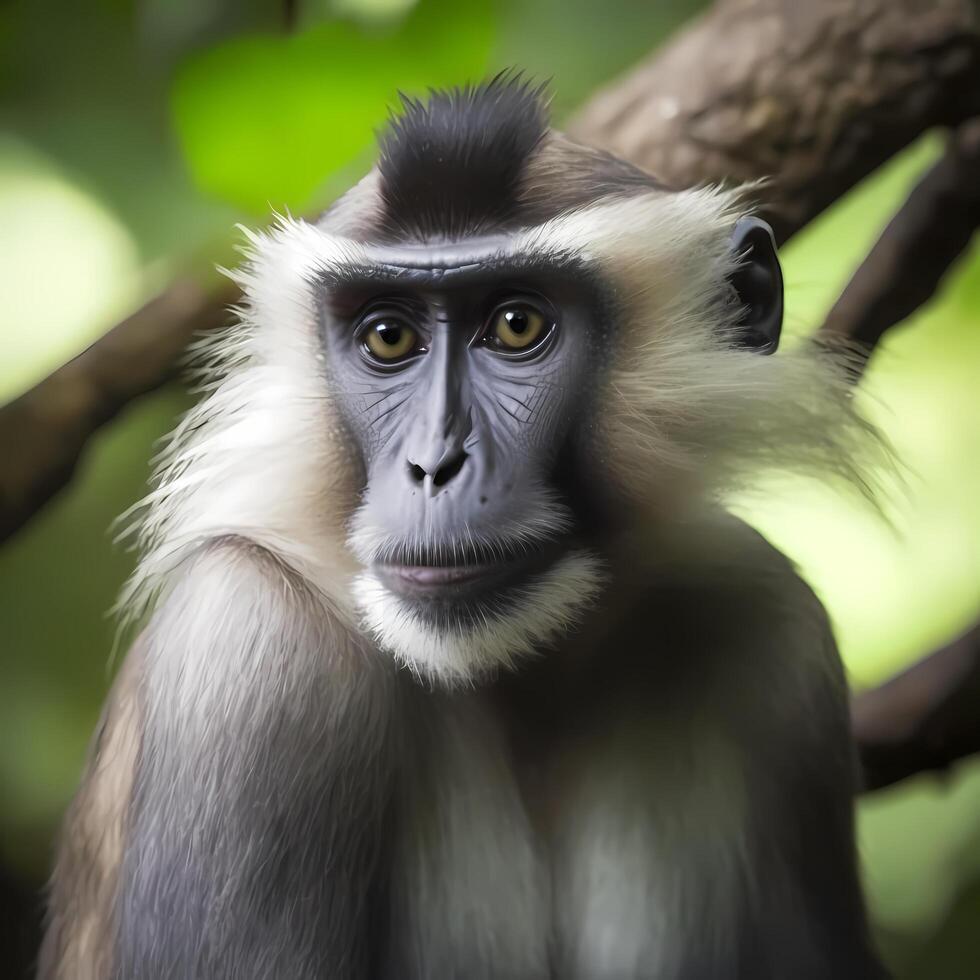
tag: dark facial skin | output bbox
[319,241,608,610]
[317,222,782,619]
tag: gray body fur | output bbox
[40,519,885,979]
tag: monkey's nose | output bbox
[407,450,469,490]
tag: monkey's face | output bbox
[320,239,609,685]
[125,80,866,693]
[226,192,784,688]
[206,83,787,687]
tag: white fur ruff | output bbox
[352,551,604,687]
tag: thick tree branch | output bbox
[0,278,236,543]
[852,622,980,791]
[570,0,980,245]
[819,118,980,374]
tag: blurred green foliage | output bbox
[1,0,979,976]
[173,2,494,211]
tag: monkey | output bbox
[38,75,890,979]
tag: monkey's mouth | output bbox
[374,537,567,601]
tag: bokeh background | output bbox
[2,0,979,975]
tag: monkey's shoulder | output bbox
[628,513,827,632]
[594,515,843,709]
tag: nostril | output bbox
[433,451,468,487]
[407,451,468,487]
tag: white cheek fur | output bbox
[351,550,605,687]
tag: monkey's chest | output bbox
[382,692,725,980]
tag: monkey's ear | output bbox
[728,216,783,355]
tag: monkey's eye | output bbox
[360,318,422,364]
[484,302,552,355]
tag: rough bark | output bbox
[570,0,980,245]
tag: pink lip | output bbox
[375,538,568,599]
[382,562,500,588]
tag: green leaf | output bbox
[171,0,495,215]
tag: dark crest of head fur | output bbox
[377,72,550,240]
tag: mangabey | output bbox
[39,76,889,979]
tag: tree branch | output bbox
[852,622,980,791]
[818,118,980,374]
[0,278,236,543]
[570,0,980,245]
